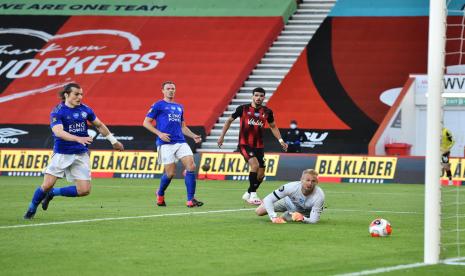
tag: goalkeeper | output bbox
[255,169,325,224]
[441,127,455,186]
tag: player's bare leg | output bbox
[42,178,90,212]
[76,180,91,196]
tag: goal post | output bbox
[424,0,446,264]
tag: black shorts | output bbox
[238,145,265,168]
[441,151,450,164]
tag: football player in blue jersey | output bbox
[143,81,203,208]
[23,83,124,219]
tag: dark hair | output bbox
[161,81,175,89]
[59,83,81,100]
[252,87,266,95]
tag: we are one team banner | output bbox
[0,0,296,17]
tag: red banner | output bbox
[0,16,283,132]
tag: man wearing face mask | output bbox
[283,120,306,153]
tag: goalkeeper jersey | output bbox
[263,181,325,223]
[441,128,455,153]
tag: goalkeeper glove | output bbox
[271,217,287,224]
[291,212,304,222]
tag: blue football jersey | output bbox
[146,100,185,146]
[50,103,96,154]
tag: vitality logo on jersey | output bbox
[0,127,28,144]
[247,118,264,127]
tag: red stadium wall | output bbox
[331,17,428,125]
[0,15,283,134]
[265,47,349,130]
[266,17,428,153]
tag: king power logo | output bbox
[0,28,166,103]
[0,127,28,144]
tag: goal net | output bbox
[439,0,465,263]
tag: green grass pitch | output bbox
[0,176,464,275]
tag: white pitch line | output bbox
[325,191,423,196]
[3,202,460,274]
[336,257,465,275]
[334,262,430,276]
[443,256,465,266]
[0,208,255,229]
[0,207,420,230]
[328,208,421,215]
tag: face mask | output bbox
[290,124,297,129]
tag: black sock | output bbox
[447,170,452,180]
[255,177,264,191]
[248,172,258,193]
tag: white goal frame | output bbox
[424,0,446,264]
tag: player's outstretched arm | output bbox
[181,122,202,143]
[217,117,235,148]
[91,118,124,151]
[262,194,281,222]
[303,200,324,224]
[269,121,288,152]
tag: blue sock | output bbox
[28,187,46,211]
[52,186,78,197]
[185,171,196,201]
[158,174,171,196]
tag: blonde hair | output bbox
[302,169,318,178]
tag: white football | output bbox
[369,218,392,237]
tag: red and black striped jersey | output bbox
[231,104,274,148]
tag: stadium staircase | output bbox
[198,0,337,152]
